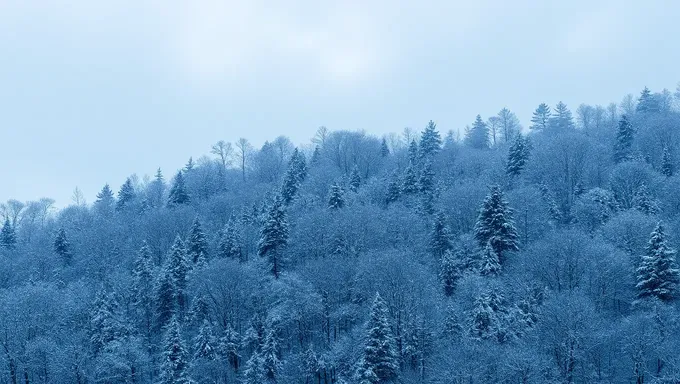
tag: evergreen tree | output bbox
[429,212,452,259]
[479,241,501,276]
[473,186,520,263]
[440,249,463,297]
[155,268,176,330]
[257,196,289,278]
[349,165,362,193]
[549,101,575,131]
[328,182,346,210]
[280,148,308,205]
[661,145,673,177]
[94,184,115,215]
[168,171,190,207]
[243,352,265,384]
[311,146,321,165]
[530,103,551,131]
[186,216,209,264]
[636,86,659,114]
[193,320,217,360]
[115,177,136,211]
[506,133,530,177]
[385,171,402,204]
[167,236,190,315]
[418,120,442,160]
[380,137,390,157]
[149,168,166,208]
[465,115,490,149]
[53,228,72,265]
[218,217,243,260]
[355,293,398,384]
[89,290,127,356]
[407,140,419,164]
[614,115,635,163]
[261,327,281,383]
[469,289,508,342]
[0,219,16,250]
[636,223,680,302]
[218,324,241,372]
[418,160,436,214]
[633,184,660,215]
[401,162,419,195]
[158,316,192,384]
[132,241,154,339]
[185,157,195,172]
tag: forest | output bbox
[1,84,680,384]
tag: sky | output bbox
[1,0,679,207]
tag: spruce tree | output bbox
[155,268,176,330]
[549,101,575,131]
[429,212,452,259]
[257,196,289,278]
[465,115,490,149]
[385,171,402,204]
[149,168,166,208]
[53,228,73,265]
[94,184,115,215]
[614,115,635,163]
[218,217,242,260]
[530,103,551,131]
[636,223,680,302]
[243,352,265,384]
[636,86,659,114]
[132,241,154,338]
[633,184,659,215]
[355,293,398,384]
[158,315,192,384]
[89,290,126,356]
[418,120,442,160]
[167,235,189,314]
[193,320,217,360]
[469,290,504,341]
[185,157,195,172]
[218,324,241,372]
[328,182,346,210]
[473,186,520,263]
[506,133,529,177]
[311,146,321,165]
[349,166,362,193]
[261,327,281,383]
[168,171,190,207]
[186,217,209,264]
[418,159,436,214]
[401,162,419,195]
[380,137,390,157]
[662,145,673,177]
[280,148,307,205]
[115,177,136,212]
[440,249,462,296]
[0,219,16,250]
[479,241,501,276]
[408,140,419,164]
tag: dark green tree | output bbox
[168,171,190,207]
[53,228,72,265]
[636,223,679,302]
[473,186,519,263]
[257,196,289,278]
[614,115,635,163]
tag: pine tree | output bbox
[257,196,289,278]
[429,212,452,259]
[243,352,265,384]
[465,115,490,149]
[440,249,463,296]
[0,219,16,250]
[418,159,436,214]
[479,241,501,276]
[168,171,190,207]
[261,327,281,383]
[473,186,520,263]
[469,290,507,341]
[186,217,209,264]
[408,140,419,164]
[280,148,308,205]
[356,294,398,384]
[89,290,126,356]
[311,146,321,165]
[158,316,192,384]
[506,133,530,177]
[380,137,390,157]
[633,184,660,215]
[549,101,575,131]
[614,115,635,163]
[149,168,166,208]
[53,228,73,265]
[94,184,115,215]
[115,177,136,211]
[155,268,176,330]
[636,86,659,114]
[349,166,362,193]
[530,103,551,131]
[132,241,154,338]
[662,145,673,177]
[328,182,345,210]
[167,236,190,314]
[185,157,195,172]
[385,171,402,204]
[418,120,442,160]
[218,324,241,372]
[636,223,680,302]
[401,162,419,195]
[218,217,242,260]
[193,320,217,360]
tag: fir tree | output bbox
[148,168,166,208]
[280,148,308,205]
[218,324,241,372]
[89,290,127,356]
[401,162,419,195]
[186,217,209,264]
[429,212,452,259]
[328,182,346,210]
[243,352,265,384]
[479,241,501,276]
[193,320,217,360]
[167,235,190,314]
[53,228,73,265]
[355,293,398,384]
[418,120,442,160]
[469,289,508,342]
[0,219,16,250]
[418,159,436,214]
[349,165,362,193]
[168,171,190,207]
[636,223,680,302]
[218,217,242,260]
[185,157,195,172]
[549,101,575,131]
[257,196,289,278]
[311,146,321,165]
[380,137,390,157]
[506,133,530,177]
[661,145,673,177]
[385,171,402,204]
[614,115,635,163]
[94,184,115,215]
[132,241,154,338]
[633,184,660,215]
[115,177,136,211]
[440,249,462,296]
[636,86,659,114]
[155,268,176,330]
[407,140,419,164]
[473,186,520,263]
[158,316,192,384]
[261,327,281,383]
[188,295,210,325]
[465,115,490,149]
[530,103,551,131]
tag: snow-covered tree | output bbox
[418,120,442,160]
[407,140,419,164]
[132,241,154,338]
[186,216,209,264]
[158,316,192,384]
[401,162,419,195]
[115,177,136,211]
[465,115,490,149]
[0,219,16,250]
[661,145,673,177]
[168,171,190,207]
[636,223,679,302]
[349,165,362,193]
[380,137,390,157]
[632,184,659,215]
[258,196,289,278]
[474,186,520,263]
[167,236,190,314]
[193,320,217,360]
[418,159,436,214]
[94,183,115,215]
[355,293,398,384]
[53,227,72,265]
[155,268,176,330]
[506,133,530,177]
[429,212,452,259]
[218,217,242,261]
[530,103,551,131]
[261,327,281,383]
[385,171,402,204]
[549,101,575,132]
[440,249,463,296]
[89,290,127,356]
[614,115,635,163]
[636,86,659,114]
[479,241,501,276]
[218,324,241,372]
[328,182,345,210]
[243,352,265,384]
[280,148,307,205]
[469,289,509,342]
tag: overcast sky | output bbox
[1,0,678,207]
